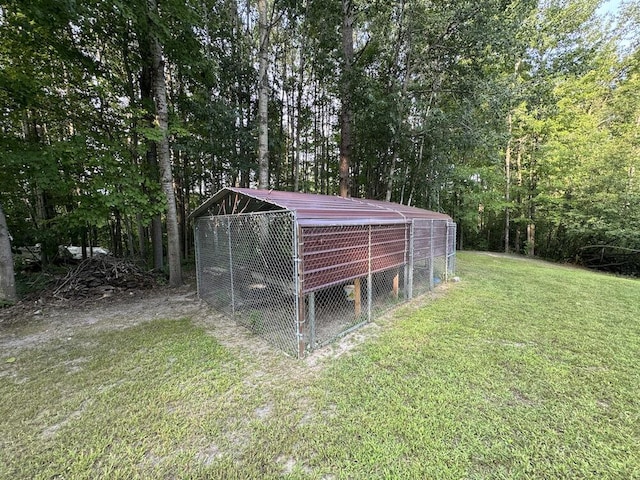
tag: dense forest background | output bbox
[1,0,639,296]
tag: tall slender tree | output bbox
[258,0,270,189]
[147,0,182,286]
[339,0,354,198]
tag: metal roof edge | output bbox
[189,187,232,220]
[226,187,291,210]
[297,218,411,227]
[191,187,310,220]
[190,187,454,223]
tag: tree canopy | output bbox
[1,0,639,297]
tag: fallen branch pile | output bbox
[53,257,158,300]
[578,245,640,276]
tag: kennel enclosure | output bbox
[193,188,456,358]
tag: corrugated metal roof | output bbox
[191,187,452,226]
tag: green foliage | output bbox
[0,0,639,268]
[532,38,640,260]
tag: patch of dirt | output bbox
[0,276,314,380]
[0,280,208,355]
[304,321,382,369]
[1,270,453,374]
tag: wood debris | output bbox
[53,257,158,300]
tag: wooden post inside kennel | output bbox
[354,277,362,317]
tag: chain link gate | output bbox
[410,219,456,296]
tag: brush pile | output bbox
[578,245,640,276]
[53,257,159,300]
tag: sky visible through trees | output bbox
[598,0,622,16]
[0,0,639,295]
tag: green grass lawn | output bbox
[1,252,639,479]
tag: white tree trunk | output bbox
[505,118,512,254]
[148,0,182,286]
[0,202,17,304]
[339,0,354,198]
[258,0,269,189]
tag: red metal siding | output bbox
[301,224,408,293]
[369,224,408,274]
[301,226,369,292]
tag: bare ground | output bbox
[0,282,208,354]
[0,281,338,384]
[0,277,451,374]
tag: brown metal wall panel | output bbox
[302,262,369,292]
[301,225,370,293]
[369,224,408,273]
[301,223,409,293]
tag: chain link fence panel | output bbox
[195,212,298,356]
[411,219,456,296]
[447,221,457,275]
[195,213,456,358]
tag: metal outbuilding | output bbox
[193,187,456,358]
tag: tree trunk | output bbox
[504,128,512,253]
[385,0,409,203]
[136,214,147,260]
[140,55,163,270]
[0,202,17,304]
[526,137,537,257]
[151,214,164,269]
[515,139,524,252]
[257,0,270,189]
[181,151,191,259]
[294,36,305,192]
[124,215,135,257]
[148,0,182,286]
[339,0,354,198]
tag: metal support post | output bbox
[308,292,315,350]
[194,221,201,298]
[445,221,450,282]
[367,225,372,322]
[429,219,434,291]
[406,221,414,300]
[294,223,306,358]
[227,218,236,317]
[354,278,362,318]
